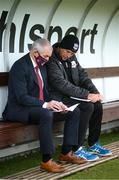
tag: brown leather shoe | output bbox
[40,159,66,173]
[59,151,87,164]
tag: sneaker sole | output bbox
[86,157,99,161]
[98,153,112,157]
[75,154,99,162]
[89,151,112,157]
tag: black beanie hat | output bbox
[59,34,79,53]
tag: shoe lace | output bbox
[52,160,60,167]
[94,143,106,151]
[80,148,91,156]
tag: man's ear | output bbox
[33,51,39,57]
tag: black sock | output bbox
[42,154,52,163]
[72,145,79,152]
[61,145,72,155]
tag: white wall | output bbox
[0,0,119,119]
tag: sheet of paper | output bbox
[66,103,79,111]
[52,103,80,112]
[70,96,91,102]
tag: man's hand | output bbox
[47,100,68,112]
[88,93,103,103]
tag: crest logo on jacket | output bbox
[71,61,77,68]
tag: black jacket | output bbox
[2,53,49,122]
[47,43,99,105]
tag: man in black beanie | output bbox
[47,34,112,162]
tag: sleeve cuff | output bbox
[42,102,48,108]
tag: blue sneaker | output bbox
[74,147,99,162]
[89,143,112,157]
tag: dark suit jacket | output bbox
[2,53,49,123]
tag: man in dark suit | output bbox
[47,35,112,162]
[2,38,86,173]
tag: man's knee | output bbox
[29,107,53,124]
[94,101,103,113]
[80,102,94,113]
[40,109,53,121]
[37,109,54,128]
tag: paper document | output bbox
[66,103,79,111]
[70,96,91,102]
[51,103,79,112]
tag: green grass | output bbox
[63,159,119,179]
[0,130,119,178]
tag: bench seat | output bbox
[0,122,39,149]
[102,101,119,122]
[0,120,64,149]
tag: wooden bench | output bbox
[0,67,119,150]
[0,121,64,149]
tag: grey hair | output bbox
[31,38,51,53]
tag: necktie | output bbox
[35,66,44,100]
